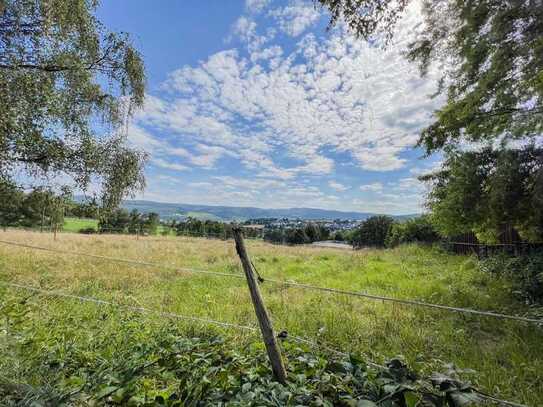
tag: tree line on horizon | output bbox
[0,180,439,248]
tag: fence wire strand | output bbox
[0,280,528,407]
[0,239,245,280]
[0,239,541,325]
[263,278,543,324]
[0,281,257,332]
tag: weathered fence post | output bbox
[232,227,287,384]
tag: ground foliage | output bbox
[0,292,485,406]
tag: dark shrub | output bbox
[386,215,440,247]
[352,215,394,248]
[79,227,97,234]
[285,228,310,245]
[333,231,344,241]
[480,250,543,304]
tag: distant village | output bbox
[242,217,361,232]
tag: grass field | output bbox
[63,217,99,232]
[1,230,542,405]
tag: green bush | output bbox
[79,227,97,234]
[332,231,344,241]
[352,215,394,248]
[285,228,309,245]
[479,250,543,304]
[386,216,440,248]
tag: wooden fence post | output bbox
[232,227,287,384]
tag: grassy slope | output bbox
[183,211,223,221]
[63,217,98,232]
[0,230,542,405]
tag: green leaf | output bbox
[95,386,119,400]
[449,391,484,406]
[404,391,420,407]
[357,400,378,407]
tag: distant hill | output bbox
[115,199,419,221]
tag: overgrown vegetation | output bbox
[0,291,485,406]
[386,216,440,248]
[348,215,439,249]
[480,250,543,305]
[1,231,542,405]
[351,216,394,248]
[174,218,262,240]
[0,181,71,232]
[98,208,161,235]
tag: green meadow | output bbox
[63,217,99,232]
[0,230,542,405]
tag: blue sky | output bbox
[97,0,443,215]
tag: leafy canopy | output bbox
[0,180,72,230]
[0,0,146,209]
[422,146,543,242]
[385,215,440,247]
[352,215,394,248]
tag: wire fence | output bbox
[443,241,543,257]
[0,279,528,407]
[0,239,541,325]
[0,235,536,407]
[5,226,264,242]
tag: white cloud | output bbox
[409,159,443,176]
[156,175,182,184]
[155,175,343,209]
[152,158,189,172]
[250,45,283,63]
[246,0,269,13]
[328,180,349,191]
[143,1,440,178]
[231,16,275,54]
[389,177,426,192]
[188,182,213,188]
[131,1,440,214]
[359,182,383,192]
[232,16,257,43]
[353,195,423,214]
[213,175,284,191]
[128,123,235,170]
[269,1,321,37]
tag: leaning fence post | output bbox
[232,227,287,384]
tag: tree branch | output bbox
[0,44,120,73]
[0,63,75,72]
[473,106,543,119]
